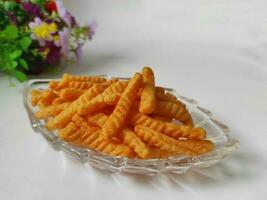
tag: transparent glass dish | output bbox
[23,76,239,175]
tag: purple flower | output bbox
[59,28,69,55]
[22,2,42,18]
[88,21,97,40]
[45,43,61,64]
[56,1,76,27]
[7,12,17,25]
[75,43,83,63]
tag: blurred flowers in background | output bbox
[0,0,95,82]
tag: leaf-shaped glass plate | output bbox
[23,76,239,175]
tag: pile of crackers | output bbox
[31,67,214,159]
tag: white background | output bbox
[1,1,267,199]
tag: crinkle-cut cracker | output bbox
[46,84,109,131]
[130,112,205,139]
[100,73,143,139]
[55,73,107,90]
[59,122,79,141]
[120,128,150,158]
[49,80,59,90]
[142,66,155,84]
[177,110,194,127]
[71,126,101,146]
[102,80,128,95]
[68,81,95,90]
[139,67,156,114]
[87,113,108,127]
[173,139,214,154]
[87,113,147,157]
[152,100,188,122]
[77,81,128,115]
[155,87,165,95]
[31,89,43,106]
[59,88,85,101]
[82,133,135,158]
[151,115,173,122]
[77,94,120,115]
[134,126,197,156]
[51,97,66,105]
[71,114,87,127]
[38,90,59,107]
[35,102,70,119]
[146,147,177,159]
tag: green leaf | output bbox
[14,70,27,82]
[2,25,18,40]
[10,61,18,69]
[19,37,32,51]
[9,50,22,60]
[18,58,28,70]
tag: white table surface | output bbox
[1,1,267,200]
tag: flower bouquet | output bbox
[0,0,95,82]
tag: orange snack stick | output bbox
[49,80,59,90]
[59,88,85,101]
[87,113,108,127]
[152,100,193,125]
[77,81,128,115]
[155,91,177,103]
[35,102,70,119]
[131,112,205,139]
[59,122,79,141]
[55,73,107,90]
[51,97,66,105]
[31,89,43,106]
[38,90,59,107]
[120,128,150,158]
[146,147,177,159]
[139,67,156,114]
[46,84,109,131]
[100,73,143,139]
[155,87,165,95]
[177,110,194,127]
[134,126,197,156]
[151,115,173,122]
[68,81,95,90]
[135,126,213,155]
[77,94,120,115]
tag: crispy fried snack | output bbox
[59,88,85,102]
[87,112,149,158]
[100,73,143,139]
[135,126,197,156]
[68,81,94,90]
[55,73,107,90]
[146,147,177,159]
[87,113,108,127]
[135,126,213,155]
[31,89,43,106]
[155,87,165,95]
[49,80,59,90]
[51,97,66,105]
[38,90,59,107]
[77,81,128,115]
[35,102,70,119]
[46,84,109,130]
[77,94,120,115]
[153,100,193,126]
[130,112,205,139]
[151,115,173,122]
[59,122,79,141]
[139,67,156,114]
[120,128,150,158]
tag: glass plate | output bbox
[23,76,239,175]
